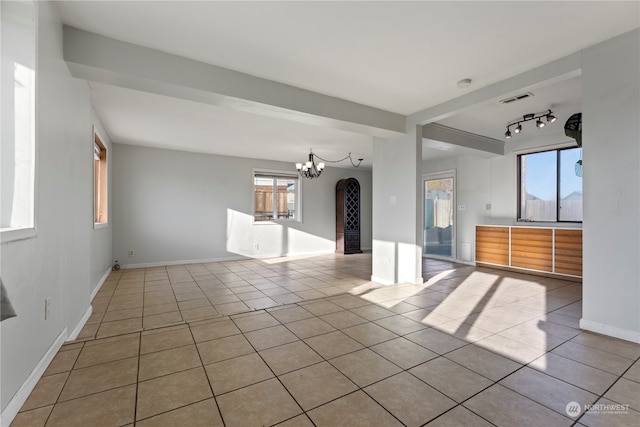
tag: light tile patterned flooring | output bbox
[11,254,640,426]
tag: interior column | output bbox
[371,126,424,285]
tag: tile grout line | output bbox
[572,352,640,426]
[228,311,408,427]
[19,257,639,426]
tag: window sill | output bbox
[1,227,37,244]
[253,220,301,225]
[94,222,109,230]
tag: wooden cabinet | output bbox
[554,229,583,276]
[336,178,362,254]
[476,226,509,265]
[511,227,553,271]
[475,225,582,280]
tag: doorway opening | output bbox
[423,171,455,260]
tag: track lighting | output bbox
[504,109,556,139]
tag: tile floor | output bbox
[10,254,640,426]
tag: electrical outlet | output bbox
[458,204,466,211]
[45,298,52,320]
[254,243,259,250]
[128,250,135,257]
[486,203,492,210]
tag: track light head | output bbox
[504,109,556,139]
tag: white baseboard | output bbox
[281,249,334,258]
[0,328,67,427]
[120,250,337,269]
[90,267,112,301]
[67,305,92,342]
[370,275,395,286]
[121,255,248,269]
[454,259,476,266]
[370,275,425,286]
[580,319,640,344]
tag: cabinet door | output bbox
[555,229,582,276]
[476,226,509,265]
[511,227,553,272]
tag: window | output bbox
[518,146,582,222]
[1,0,36,241]
[94,132,108,224]
[253,171,299,222]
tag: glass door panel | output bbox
[424,176,454,258]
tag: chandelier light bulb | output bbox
[294,150,361,179]
[536,118,545,128]
[547,113,557,123]
[505,129,512,139]
[514,124,522,134]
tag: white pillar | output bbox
[371,126,424,285]
[581,29,640,343]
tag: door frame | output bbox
[422,170,456,260]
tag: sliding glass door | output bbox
[423,172,455,259]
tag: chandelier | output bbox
[505,109,557,139]
[295,149,363,179]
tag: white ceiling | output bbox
[88,82,373,165]
[56,1,639,167]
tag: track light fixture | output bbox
[504,109,556,139]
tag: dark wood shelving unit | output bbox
[336,178,362,254]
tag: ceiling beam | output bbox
[423,124,504,156]
[63,26,405,139]
[408,52,582,129]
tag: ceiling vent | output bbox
[499,92,534,104]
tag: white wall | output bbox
[1,2,111,421]
[581,29,640,342]
[112,143,372,267]
[422,132,581,263]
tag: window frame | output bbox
[1,0,38,244]
[516,144,582,224]
[252,169,301,224]
[93,129,108,227]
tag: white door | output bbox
[423,172,455,259]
